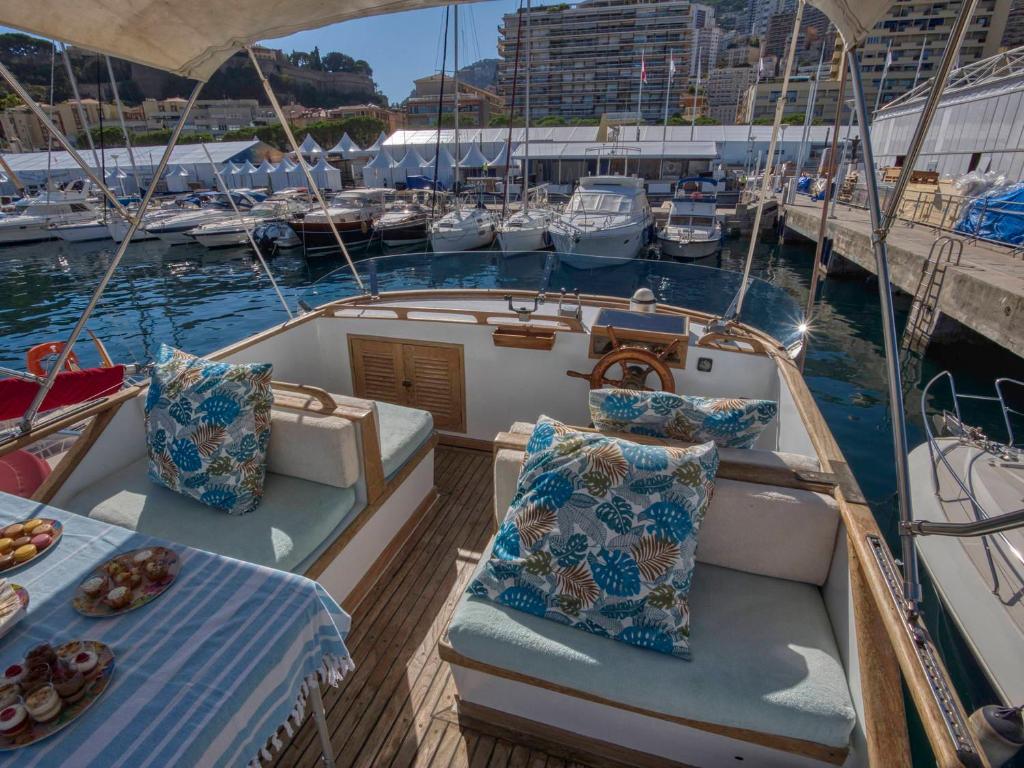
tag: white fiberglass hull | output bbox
[190,229,250,249]
[497,212,551,253]
[657,233,721,260]
[107,217,159,243]
[430,212,496,252]
[0,217,55,244]
[549,221,647,268]
[53,220,112,242]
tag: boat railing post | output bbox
[17,80,205,433]
[848,50,921,604]
[245,47,364,292]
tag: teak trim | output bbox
[589,325,690,369]
[492,326,557,351]
[330,303,585,332]
[271,381,337,412]
[438,638,848,766]
[696,330,768,356]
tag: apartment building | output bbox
[326,104,406,133]
[404,75,506,129]
[737,74,847,123]
[748,0,797,37]
[763,6,834,65]
[0,99,142,152]
[719,38,761,68]
[141,98,278,135]
[706,67,757,123]
[497,0,705,122]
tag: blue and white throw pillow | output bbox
[590,389,777,449]
[468,416,719,660]
[145,344,273,514]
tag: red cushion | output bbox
[0,450,52,498]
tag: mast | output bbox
[61,44,100,170]
[524,0,531,212]
[690,46,700,141]
[501,4,523,217]
[453,5,460,204]
[432,7,450,215]
[105,56,140,191]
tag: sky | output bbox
[265,0,533,104]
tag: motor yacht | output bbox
[289,189,387,254]
[0,183,99,244]
[51,217,112,242]
[188,196,309,249]
[144,192,259,245]
[375,200,431,247]
[657,178,723,261]
[548,176,653,267]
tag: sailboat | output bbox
[430,6,497,252]
[0,0,1016,766]
[497,0,553,254]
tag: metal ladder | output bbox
[901,236,963,356]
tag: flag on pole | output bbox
[669,52,676,80]
[641,51,647,84]
[912,37,927,89]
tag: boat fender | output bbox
[969,706,1024,766]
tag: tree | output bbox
[752,113,806,125]
[310,47,323,71]
[535,115,567,126]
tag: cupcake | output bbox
[70,650,99,679]
[3,664,24,687]
[80,576,106,598]
[0,703,28,737]
[1,524,23,540]
[20,663,51,695]
[113,568,141,589]
[25,644,57,669]
[12,544,36,564]
[25,684,61,723]
[51,661,85,704]
[105,586,130,609]
[21,519,44,534]
[30,534,52,551]
[132,549,154,566]
[144,559,169,582]
[0,539,11,555]
[0,683,20,709]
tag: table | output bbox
[0,491,353,767]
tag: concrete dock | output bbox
[782,196,1024,359]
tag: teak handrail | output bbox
[271,381,338,412]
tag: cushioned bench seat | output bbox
[376,401,434,480]
[447,560,857,751]
[64,458,359,574]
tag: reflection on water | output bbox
[2,235,1023,762]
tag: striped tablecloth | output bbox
[0,491,353,768]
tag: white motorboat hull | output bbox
[657,233,721,260]
[191,230,250,249]
[152,229,198,245]
[53,221,112,242]
[549,223,647,268]
[430,212,496,252]
[498,223,549,253]
[0,219,56,244]
[107,218,159,243]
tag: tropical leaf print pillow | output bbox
[145,344,273,514]
[590,389,777,449]
[468,416,719,660]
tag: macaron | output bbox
[0,539,11,555]
[30,523,53,538]
[30,534,51,551]
[12,537,30,549]
[13,544,36,563]
[1,524,23,539]
[21,519,44,534]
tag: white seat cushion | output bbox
[269,405,360,488]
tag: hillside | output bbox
[456,59,499,92]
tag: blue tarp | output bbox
[796,175,812,193]
[954,181,1024,246]
[405,175,441,190]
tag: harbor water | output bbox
[2,236,1023,763]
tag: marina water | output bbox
[2,236,1023,764]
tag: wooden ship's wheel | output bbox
[567,327,678,392]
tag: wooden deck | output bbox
[274,446,595,768]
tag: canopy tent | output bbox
[486,143,511,169]
[460,144,489,169]
[361,149,396,187]
[366,131,388,153]
[165,165,191,193]
[328,132,368,160]
[269,159,297,191]
[393,148,426,185]
[420,146,456,189]
[310,156,342,190]
[250,158,274,189]
[298,134,324,159]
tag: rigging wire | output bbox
[46,43,55,192]
[501,0,525,219]
[431,5,451,216]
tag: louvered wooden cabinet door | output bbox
[402,343,465,431]
[348,336,466,432]
[350,337,406,404]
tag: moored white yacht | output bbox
[657,177,723,261]
[187,195,309,249]
[51,217,112,242]
[496,205,553,252]
[144,191,258,245]
[430,202,497,251]
[548,175,653,267]
[0,184,99,245]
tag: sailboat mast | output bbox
[106,56,140,188]
[524,0,531,212]
[453,5,460,200]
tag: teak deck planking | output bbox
[274,447,596,768]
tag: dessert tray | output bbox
[0,640,115,750]
[0,518,62,574]
[73,547,180,617]
[0,582,29,642]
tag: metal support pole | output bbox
[0,60,133,221]
[246,47,364,291]
[878,0,980,245]
[848,50,920,605]
[308,683,336,768]
[19,81,204,433]
[734,0,805,316]
[105,56,140,188]
[60,44,100,170]
[201,144,293,319]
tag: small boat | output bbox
[429,203,496,251]
[376,199,431,247]
[188,197,309,249]
[0,183,100,245]
[51,218,112,242]
[548,175,653,267]
[657,177,723,261]
[290,189,387,254]
[910,373,1024,706]
[145,192,258,245]
[497,206,553,253]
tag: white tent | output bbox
[366,131,388,152]
[420,146,456,189]
[362,149,395,187]
[269,159,295,191]
[486,143,510,169]
[394,148,426,185]
[311,156,342,190]
[165,165,190,193]
[328,132,367,159]
[460,144,489,169]
[239,160,259,189]
[298,134,324,160]
[251,158,274,189]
